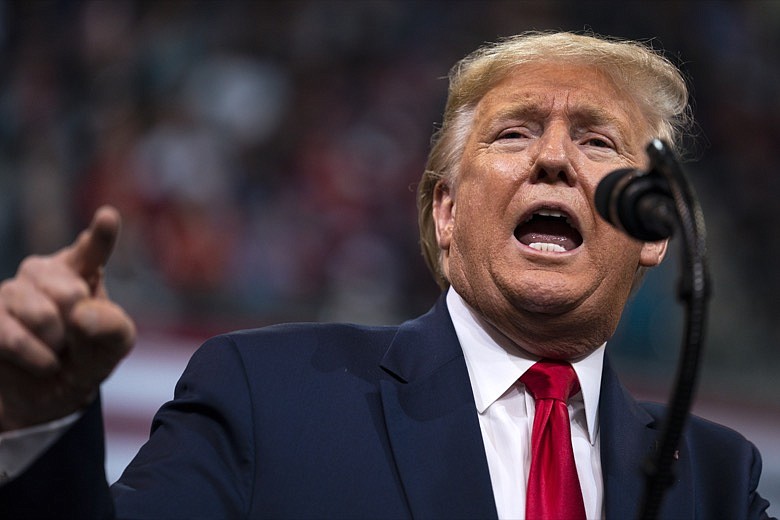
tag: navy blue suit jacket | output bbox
[1,295,773,518]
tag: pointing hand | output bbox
[0,206,136,432]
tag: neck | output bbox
[451,287,614,360]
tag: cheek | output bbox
[487,155,531,190]
[594,223,646,280]
[450,199,490,254]
[461,151,529,191]
[453,174,517,235]
[453,177,512,243]
[447,196,502,278]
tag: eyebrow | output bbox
[567,104,628,132]
[487,97,633,140]
[567,103,636,146]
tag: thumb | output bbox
[67,298,136,380]
[63,206,121,281]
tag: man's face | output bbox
[433,62,667,358]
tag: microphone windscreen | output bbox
[594,168,638,224]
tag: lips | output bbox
[514,207,583,252]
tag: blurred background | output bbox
[0,0,777,510]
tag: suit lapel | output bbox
[377,301,698,518]
[600,355,693,519]
[379,296,498,519]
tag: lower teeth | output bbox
[529,242,565,253]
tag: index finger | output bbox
[63,206,121,279]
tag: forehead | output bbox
[473,61,651,139]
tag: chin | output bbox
[503,273,584,316]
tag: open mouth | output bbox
[514,209,583,253]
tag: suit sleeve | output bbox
[0,397,114,519]
[111,335,256,519]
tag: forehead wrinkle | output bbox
[491,94,553,123]
[485,90,631,135]
[473,70,648,152]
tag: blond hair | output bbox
[417,31,692,288]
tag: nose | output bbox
[529,124,578,186]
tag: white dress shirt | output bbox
[0,411,81,484]
[447,287,605,520]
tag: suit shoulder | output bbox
[194,321,399,369]
[223,321,397,348]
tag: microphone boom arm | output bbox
[636,139,711,519]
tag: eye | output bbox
[583,136,614,149]
[497,128,529,140]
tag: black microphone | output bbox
[595,168,676,241]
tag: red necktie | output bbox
[520,360,586,520]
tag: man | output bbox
[0,32,773,519]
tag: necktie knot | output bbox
[520,359,580,403]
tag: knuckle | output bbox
[0,327,26,357]
[28,300,61,332]
[18,255,46,276]
[0,315,58,374]
[60,280,91,305]
[0,314,23,347]
[37,298,60,324]
[0,279,14,299]
[39,277,90,311]
[0,278,28,304]
[12,254,92,311]
[0,285,65,350]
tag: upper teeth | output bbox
[528,209,573,226]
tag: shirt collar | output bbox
[447,287,604,445]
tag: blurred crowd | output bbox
[0,0,456,329]
[0,0,778,387]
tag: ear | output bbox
[432,180,455,252]
[639,239,668,267]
